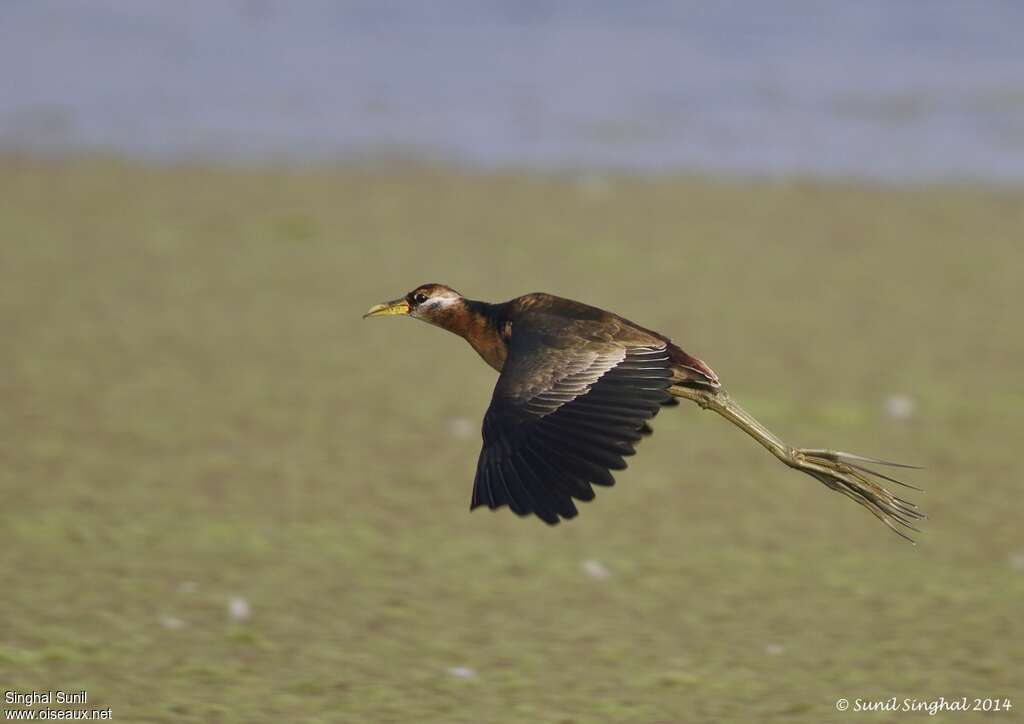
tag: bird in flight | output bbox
[365,284,924,541]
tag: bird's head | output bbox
[363,283,465,327]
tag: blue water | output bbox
[3,1,1023,182]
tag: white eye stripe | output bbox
[420,296,458,308]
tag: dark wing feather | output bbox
[471,325,673,524]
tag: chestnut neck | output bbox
[429,299,508,372]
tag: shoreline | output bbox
[3,150,1022,194]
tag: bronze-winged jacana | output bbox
[365,284,924,541]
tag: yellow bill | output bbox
[363,298,411,318]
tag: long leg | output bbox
[670,385,925,542]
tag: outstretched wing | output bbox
[471,324,673,524]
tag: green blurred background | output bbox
[2,157,1021,722]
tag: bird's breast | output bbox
[469,329,508,371]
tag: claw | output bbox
[800,449,925,470]
[843,462,925,492]
[794,448,924,543]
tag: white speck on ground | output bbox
[764,643,785,655]
[582,559,611,579]
[228,596,251,622]
[160,615,185,630]
[447,666,476,679]
[884,394,916,421]
[447,417,475,439]
[1009,551,1024,572]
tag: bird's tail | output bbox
[669,384,925,542]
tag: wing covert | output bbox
[471,327,673,523]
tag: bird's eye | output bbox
[413,292,429,304]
